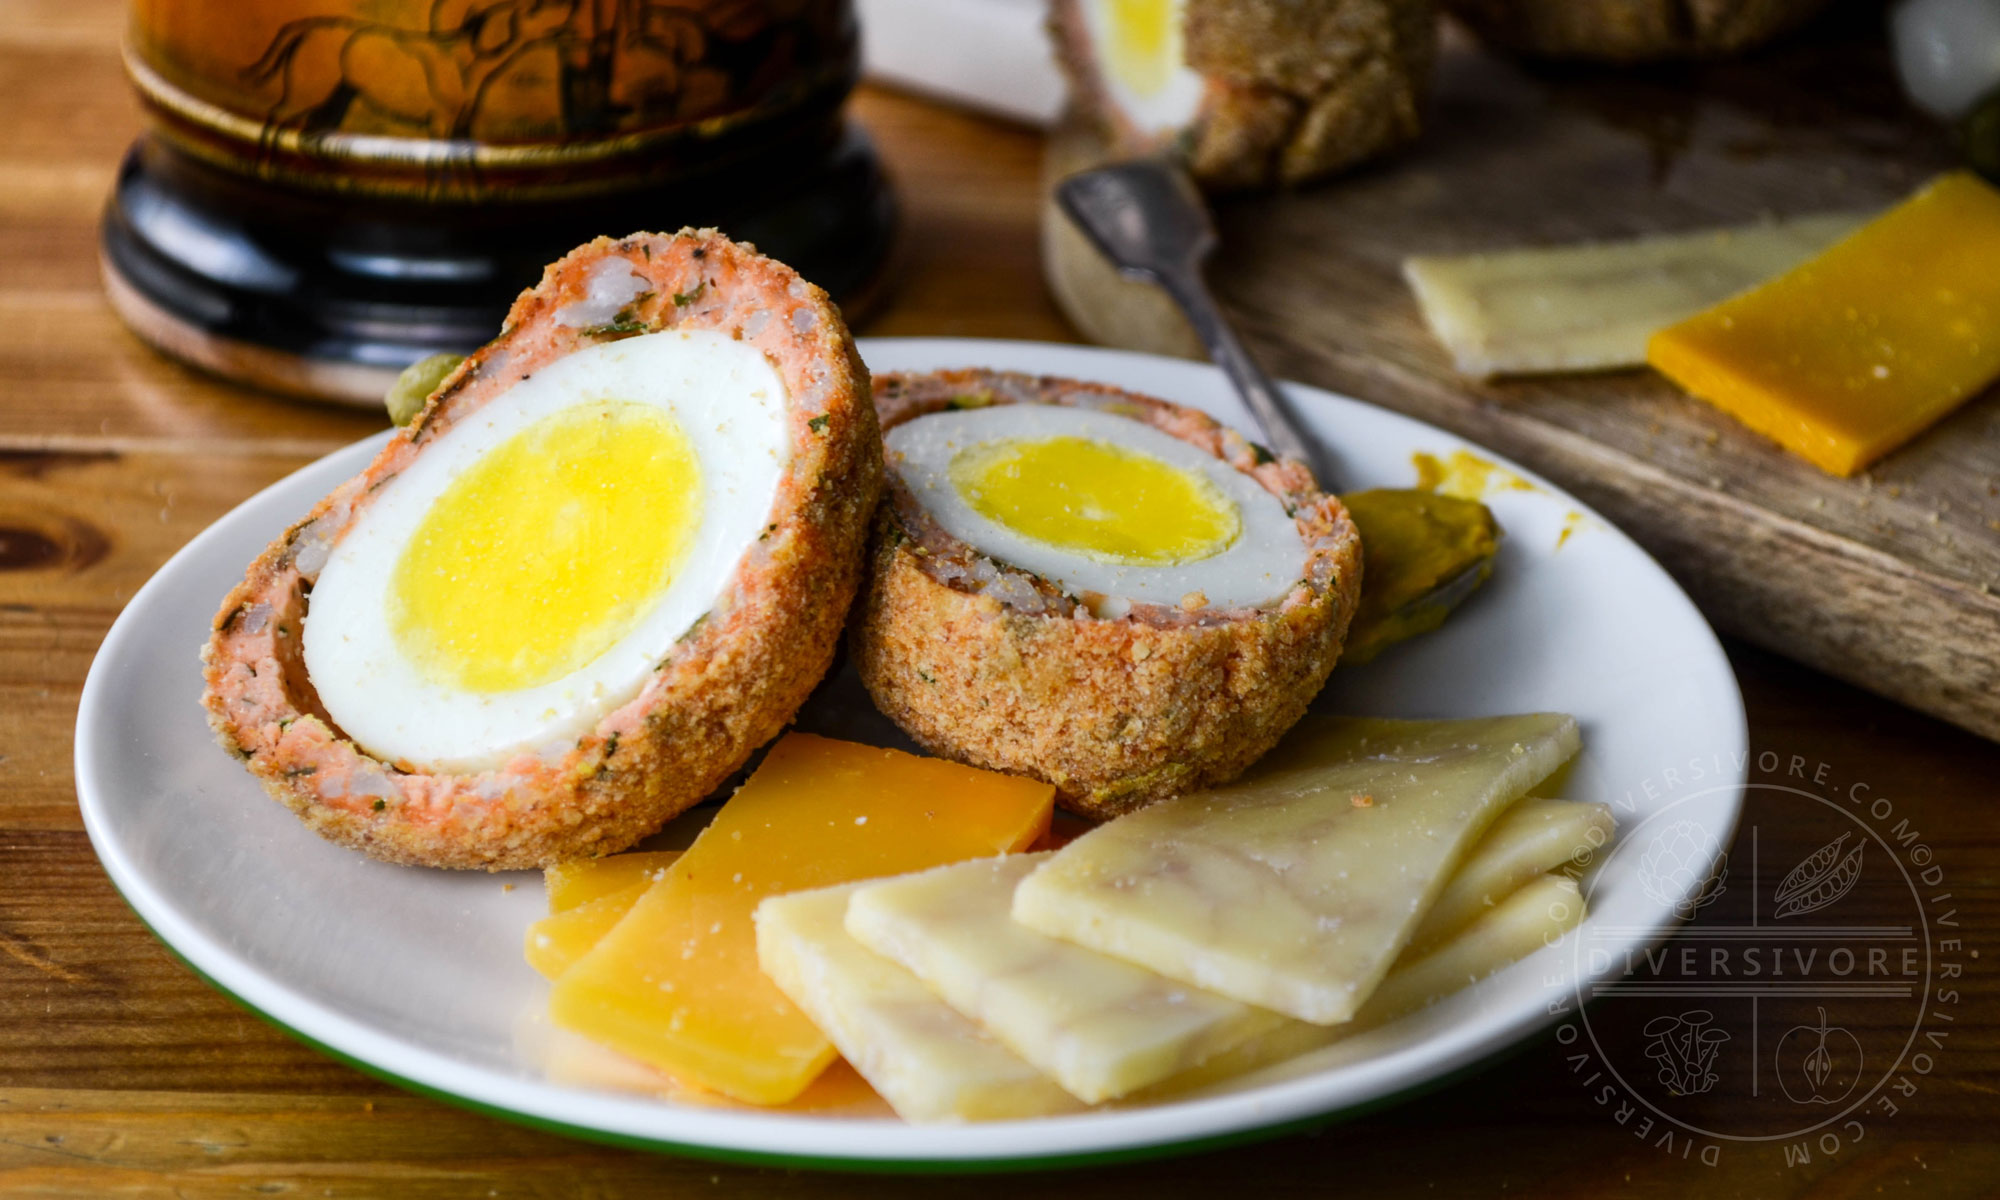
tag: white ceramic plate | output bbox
[76,339,1746,1170]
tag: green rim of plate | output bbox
[111,891,1525,1175]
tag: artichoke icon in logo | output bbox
[1637,819,1728,919]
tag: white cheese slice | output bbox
[1012,714,1582,1024]
[845,853,1290,1104]
[1406,797,1612,956]
[1403,214,1864,378]
[1139,873,1586,1100]
[754,880,1079,1122]
[753,825,1595,1120]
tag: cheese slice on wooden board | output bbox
[544,851,683,913]
[1012,714,1581,1024]
[845,853,1290,1104]
[755,879,1082,1122]
[1405,214,1864,378]
[1404,798,1611,957]
[1649,171,2000,477]
[1138,873,1586,1101]
[549,733,1054,1105]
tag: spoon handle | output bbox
[1154,263,1325,481]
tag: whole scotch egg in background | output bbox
[855,369,1362,820]
[201,231,881,870]
[1052,0,1438,190]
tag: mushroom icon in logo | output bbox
[1642,1009,1730,1096]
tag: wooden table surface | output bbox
[2,2,1995,1195]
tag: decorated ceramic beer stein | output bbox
[103,0,893,403]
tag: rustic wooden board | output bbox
[1047,19,2000,742]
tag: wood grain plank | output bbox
[0,451,335,830]
[0,608,107,830]
[0,0,124,50]
[0,296,392,456]
[0,832,377,1095]
[0,450,330,613]
[0,1085,1995,1197]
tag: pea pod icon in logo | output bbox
[1773,832,1863,920]
[1776,1008,1862,1104]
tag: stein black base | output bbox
[100,125,897,406]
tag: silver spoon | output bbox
[1057,160,1320,472]
[1056,159,1499,661]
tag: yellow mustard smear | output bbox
[1411,448,1536,500]
[1554,510,1589,552]
[950,435,1240,566]
[390,399,703,693]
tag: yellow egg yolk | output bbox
[948,435,1239,566]
[390,399,703,693]
[1103,0,1181,98]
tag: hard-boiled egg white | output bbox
[1083,0,1203,137]
[304,329,790,773]
[886,404,1306,613]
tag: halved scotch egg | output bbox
[853,369,1362,820]
[201,231,880,869]
[1052,0,1437,190]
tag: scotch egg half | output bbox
[855,369,1362,820]
[306,329,789,774]
[202,231,881,869]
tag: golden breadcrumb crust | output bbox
[1052,0,1436,190]
[853,369,1362,820]
[1448,0,1828,59]
[200,230,881,870]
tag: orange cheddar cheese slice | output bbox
[1648,171,2000,476]
[544,851,682,913]
[527,881,650,980]
[541,1029,891,1116]
[547,733,1055,1104]
[531,851,682,978]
